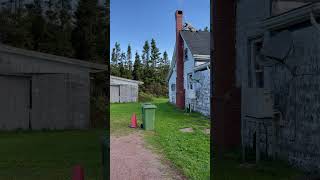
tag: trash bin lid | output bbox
[142,102,152,105]
[143,104,157,109]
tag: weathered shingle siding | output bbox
[237,0,320,171]
[169,34,211,116]
[184,40,211,116]
[110,76,141,103]
[194,69,210,116]
[0,46,100,130]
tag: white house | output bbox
[167,10,210,116]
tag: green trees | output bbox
[110,39,170,97]
[0,0,106,61]
[132,52,143,81]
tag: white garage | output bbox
[110,76,143,103]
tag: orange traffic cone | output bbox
[72,165,84,180]
[129,113,137,128]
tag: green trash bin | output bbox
[142,104,157,130]
[141,102,152,123]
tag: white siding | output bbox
[184,40,197,110]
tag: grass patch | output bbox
[0,129,106,180]
[213,150,303,180]
[145,98,210,180]
[110,102,143,136]
[110,98,305,180]
[111,98,210,179]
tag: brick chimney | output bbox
[175,10,185,109]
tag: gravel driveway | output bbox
[110,132,185,180]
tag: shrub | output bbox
[138,92,153,102]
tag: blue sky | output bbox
[110,0,210,61]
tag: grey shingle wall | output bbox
[237,0,320,172]
[194,69,210,117]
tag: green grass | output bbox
[110,101,143,136]
[111,98,211,179]
[111,98,305,180]
[0,129,106,180]
[213,150,303,180]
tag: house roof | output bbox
[0,44,107,72]
[110,75,144,85]
[166,30,211,82]
[180,30,210,57]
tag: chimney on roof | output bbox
[175,10,185,109]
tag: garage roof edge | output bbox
[0,44,107,72]
[110,75,144,85]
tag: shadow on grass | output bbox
[213,149,305,180]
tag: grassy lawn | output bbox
[111,98,211,179]
[213,150,303,180]
[0,129,106,180]
[111,98,305,180]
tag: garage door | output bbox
[0,75,30,130]
[110,85,120,103]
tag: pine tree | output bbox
[132,51,142,81]
[204,26,209,32]
[115,42,121,62]
[163,51,169,66]
[72,0,99,61]
[110,42,121,76]
[111,47,117,65]
[150,38,161,67]
[142,40,150,65]
[28,0,46,51]
[41,0,73,57]
[126,44,133,78]
[0,2,33,49]
[111,47,120,76]
[119,52,126,77]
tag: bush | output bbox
[90,95,107,128]
[138,92,153,102]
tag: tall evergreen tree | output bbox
[141,40,150,65]
[163,51,169,66]
[150,38,161,67]
[126,44,133,78]
[127,44,132,69]
[132,51,142,81]
[115,42,121,62]
[119,52,127,77]
[41,0,73,57]
[28,0,46,51]
[111,47,119,76]
[72,0,99,61]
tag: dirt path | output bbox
[110,132,184,180]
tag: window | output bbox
[188,73,193,90]
[184,48,188,60]
[171,84,176,91]
[254,42,264,88]
[248,38,264,88]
